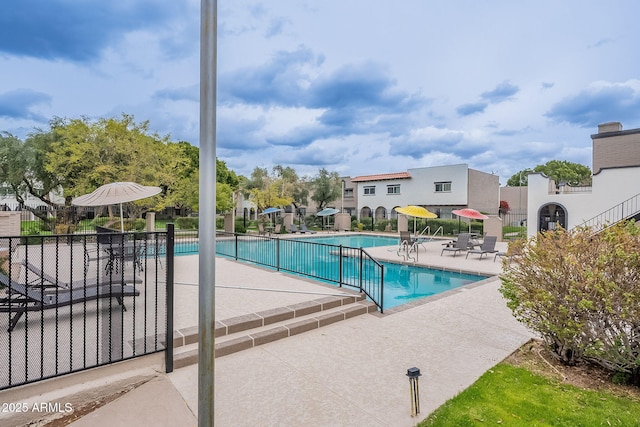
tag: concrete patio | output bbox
[0,236,534,427]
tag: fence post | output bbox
[339,245,343,287]
[359,249,363,292]
[276,237,280,271]
[165,224,175,373]
[380,265,384,314]
[234,233,238,260]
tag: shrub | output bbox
[419,219,460,236]
[129,218,146,231]
[54,224,76,234]
[359,217,373,230]
[500,221,640,385]
[91,216,111,227]
[176,217,199,230]
[374,219,396,231]
[216,217,224,230]
[234,217,246,233]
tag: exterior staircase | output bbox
[576,192,640,232]
[172,294,377,369]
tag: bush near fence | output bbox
[177,216,199,230]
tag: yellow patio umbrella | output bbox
[395,205,437,235]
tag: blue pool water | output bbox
[292,234,399,247]
[175,234,486,309]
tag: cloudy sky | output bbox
[1,1,639,184]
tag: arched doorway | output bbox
[538,203,567,232]
[359,206,373,231]
[375,206,387,220]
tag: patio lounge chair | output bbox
[289,223,299,233]
[0,271,139,332]
[465,235,498,259]
[441,233,471,257]
[300,224,317,234]
[258,223,266,236]
[494,251,507,262]
[273,224,282,234]
[22,260,141,292]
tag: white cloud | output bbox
[1,0,639,185]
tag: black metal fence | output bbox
[0,227,174,391]
[215,232,385,312]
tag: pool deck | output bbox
[9,234,534,426]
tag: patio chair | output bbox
[465,235,498,259]
[288,223,299,233]
[258,223,266,236]
[441,233,471,257]
[399,231,418,252]
[0,271,139,332]
[86,226,143,273]
[273,224,282,234]
[494,251,507,262]
[300,223,317,234]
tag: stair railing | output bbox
[576,192,640,232]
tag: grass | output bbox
[419,362,640,426]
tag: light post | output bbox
[407,367,422,416]
[518,170,522,214]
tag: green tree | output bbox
[310,168,341,210]
[0,131,64,226]
[215,159,240,213]
[534,160,591,186]
[0,132,30,203]
[507,161,591,187]
[244,166,293,212]
[163,141,197,213]
[162,143,240,213]
[42,114,177,223]
[273,165,308,211]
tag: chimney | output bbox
[598,122,623,133]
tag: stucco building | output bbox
[351,164,499,223]
[527,122,640,236]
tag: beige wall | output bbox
[467,169,500,212]
[592,122,640,174]
[500,186,528,213]
[0,211,20,236]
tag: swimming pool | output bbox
[177,234,486,310]
[292,234,399,248]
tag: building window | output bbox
[363,186,375,195]
[434,181,452,192]
[439,208,452,219]
[344,188,354,198]
[387,184,400,195]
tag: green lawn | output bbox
[420,363,640,426]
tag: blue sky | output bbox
[1,1,639,184]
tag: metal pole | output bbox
[199,0,216,425]
[165,223,175,373]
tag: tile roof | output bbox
[351,172,411,182]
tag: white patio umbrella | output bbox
[316,207,340,229]
[72,182,162,232]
